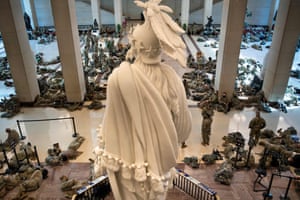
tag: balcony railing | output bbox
[174,168,218,200]
[72,168,218,200]
[72,175,111,200]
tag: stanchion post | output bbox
[16,120,26,140]
[263,173,274,200]
[34,145,41,167]
[23,148,30,164]
[246,137,256,170]
[234,137,245,169]
[280,177,293,200]
[1,146,10,169]
[234,145,240,168]
[71,117,79,137]
[246,146,253,169]
[12,145,20,169]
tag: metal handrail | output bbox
[174,168,218,200]
[72,175,111,200]
[72,169,218,200]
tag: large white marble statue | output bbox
[94,0,192,199]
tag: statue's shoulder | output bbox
[118,61,131,71]
[118,61,134,78]
[109,61,135,90]
[109,61,131,77]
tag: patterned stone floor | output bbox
[183,163,300,200]
[4,162,90,200]
[3,162,299,200]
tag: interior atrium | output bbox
[0,0,300,199]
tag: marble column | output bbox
[268,0,280,31]
[181,0,190,30]
[29,0,38,29]
[262,0,300,102]
[21,0,38,29]
[113,0,122,32]
[91,0,101,28]
[0,0,40,103]
[203,0,213,26]
[214,0,247,97]
[50,0,86,102]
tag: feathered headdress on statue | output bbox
[129,0,187,67]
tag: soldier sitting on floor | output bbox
[3,128,20,149]
[202,149,223,165]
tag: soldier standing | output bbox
[201,103,214,145]
[248,111,266,146]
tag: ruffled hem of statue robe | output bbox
[95,146,176,199]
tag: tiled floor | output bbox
[183,163,300,200]
[4,162,91,199]
[1,99,300,163]
[0,27,300,199]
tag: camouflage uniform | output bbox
[202,116,213,145]
[201,103,214,145]
[248,111,266,146]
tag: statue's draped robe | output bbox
[96,61,192,199]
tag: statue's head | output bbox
[129,17,161,64]
[127,0,187,66]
